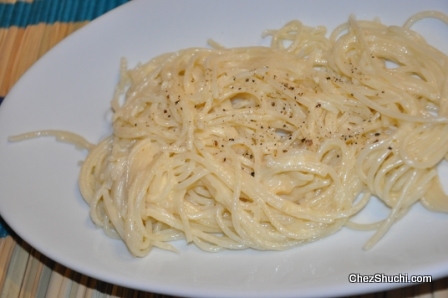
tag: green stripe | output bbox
[0,0,129,28]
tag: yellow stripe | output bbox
[0,21,88,97]
[0,26,22,96]
[18,249,45,298]
[0,237,16,291]
[0,236,24,298]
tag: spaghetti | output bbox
[10,12,448,256]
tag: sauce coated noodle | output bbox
[10,12,448,256]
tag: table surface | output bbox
[0,1,447,297]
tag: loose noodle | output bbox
[10,12,448,256]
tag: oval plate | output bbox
[0,0,447,297]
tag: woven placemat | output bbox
[0,0,129,101]
[1,1,448,297]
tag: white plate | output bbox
[1,0,448,297]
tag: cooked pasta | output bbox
[10,12,448,256]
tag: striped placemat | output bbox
[1,1,448,297]
[0,0,130,102]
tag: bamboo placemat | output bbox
[1,1,448,297]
